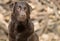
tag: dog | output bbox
[8,1,39,41]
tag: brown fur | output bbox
[8,1,39,41]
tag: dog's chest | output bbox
[16,24,28,33]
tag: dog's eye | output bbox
[16,6,21,9]
[24,7,27,10]
[19,6,21,8]
[16,7,21,11]
[17,7,20,9]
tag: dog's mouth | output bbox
[17,16,27,22]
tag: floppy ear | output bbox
[10,2,17,22]
[27,3,32,14]
[9,2,17,11]
[29,5,32,12]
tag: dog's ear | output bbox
[27,3,32,14]
[9,2,17,10]
[29,5,32,12]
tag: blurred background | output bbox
[0,0,60,41]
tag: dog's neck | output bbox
[15,19,30,33]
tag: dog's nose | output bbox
[20,11,26,17]
[21,14,25,16]
[20,14,26,17]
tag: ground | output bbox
[0,0,60,41]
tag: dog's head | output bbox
[11,1,32,22]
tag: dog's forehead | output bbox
[16,2,28,7]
